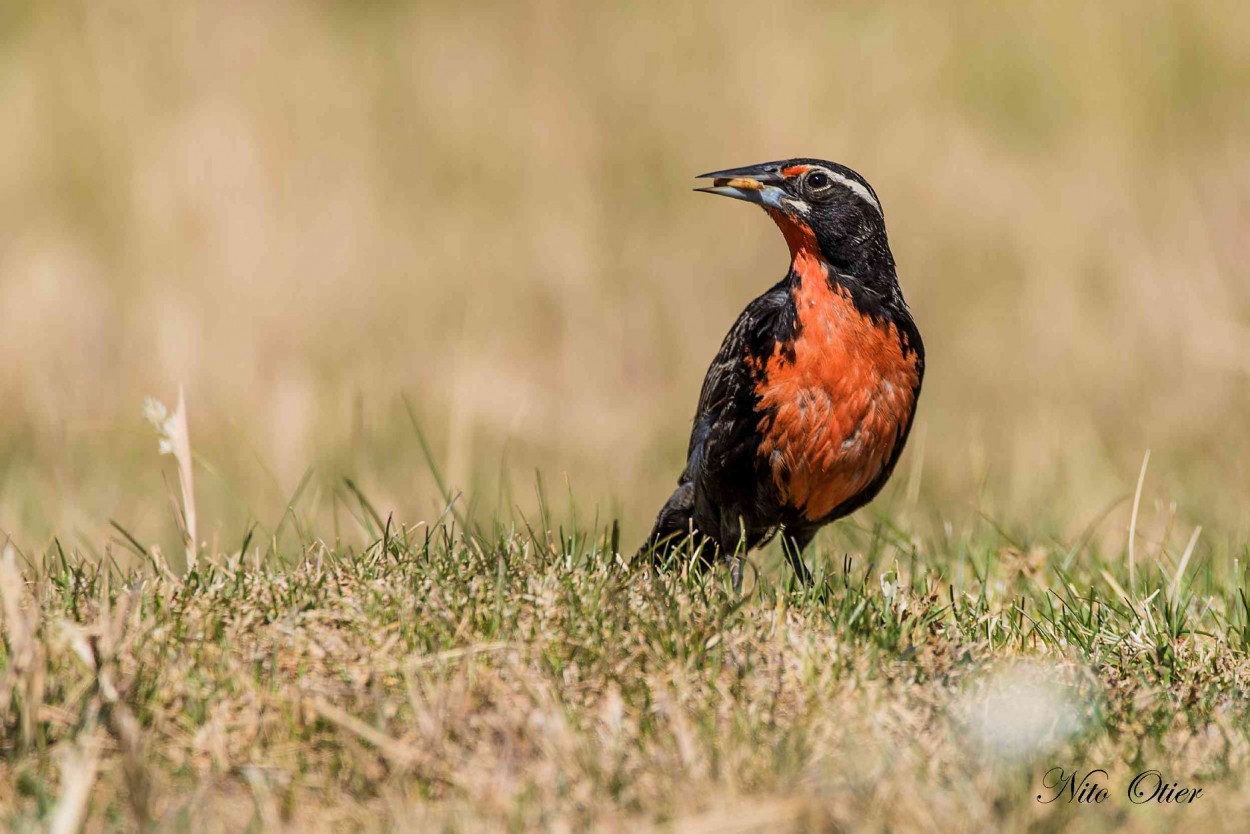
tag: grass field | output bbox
[3,485,1250,832]
[2,0,1249,831]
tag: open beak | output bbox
[694,163,787,210]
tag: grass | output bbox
[3,489,1250,832]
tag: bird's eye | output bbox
[805,171,832,191]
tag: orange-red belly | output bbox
[754,250,920,522]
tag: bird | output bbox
[641,159,924,584]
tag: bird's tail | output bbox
[637,482,712,567]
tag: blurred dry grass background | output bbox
[1,0,1248,554]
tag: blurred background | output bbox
[0,0,1247,559]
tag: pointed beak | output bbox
[694,163,787,210]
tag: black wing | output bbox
[642,279,796,557]
[679,279,796,489]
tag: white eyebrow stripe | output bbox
[820,169,881,214]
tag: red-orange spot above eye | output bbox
[781,164,811,178]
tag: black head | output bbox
[695,158,892,278]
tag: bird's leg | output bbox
[720,515,750,593]
[781,528,816,586]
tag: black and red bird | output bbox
[642,159,924,583]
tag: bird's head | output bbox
[696,158,889,275]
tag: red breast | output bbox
[754,213,921,521]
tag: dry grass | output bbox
[3,511,1250,832]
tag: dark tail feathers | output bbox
[637,482,712,566]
